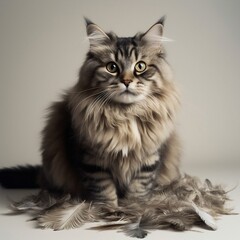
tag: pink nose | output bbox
[121,79,133,87]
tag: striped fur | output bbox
[40,18,181,206]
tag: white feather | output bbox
[191,202,218,230]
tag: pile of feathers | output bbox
[9,174,233,238]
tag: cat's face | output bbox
[81,18,172,105]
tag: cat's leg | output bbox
[126,133,181,199]
[156,132,181,185]
[126,152,160,199]
[82,169,119,207]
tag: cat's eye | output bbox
[106,62,119,74]
[135,61,147,73]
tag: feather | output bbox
[7,175,234,238]
[9,191,57,213]
[191,202,217,230]
[9,190,72,218]
[123,218,148,239]
[38,201,95,230]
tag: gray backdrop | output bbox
[0,0,239,170]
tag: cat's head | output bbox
[79,17,174,105]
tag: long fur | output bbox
[39,18,181,203]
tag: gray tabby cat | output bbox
[0,18,181,207]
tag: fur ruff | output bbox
[9,174,233,238]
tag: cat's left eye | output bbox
[106,62,119,74]
[135,61,147,73]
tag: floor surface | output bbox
[0,165,239,240]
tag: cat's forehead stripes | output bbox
[115,37,139,62]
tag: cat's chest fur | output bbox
[70,93,177,189]
[98,116,141,158]
[75,102,174,162]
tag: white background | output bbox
[0,0,240,239]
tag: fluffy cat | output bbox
[0,17,181,207]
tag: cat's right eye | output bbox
[106,62,119,74]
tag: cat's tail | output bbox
[0,165,41,188]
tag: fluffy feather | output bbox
[38,201,95,230]
[8,175,234,238]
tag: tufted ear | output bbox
[141,16,169,46]
[85,18,110,49]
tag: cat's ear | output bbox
[141,16,166,46]
[85,18,110,49]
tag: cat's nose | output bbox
[121,79,133,87]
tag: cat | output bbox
[0,17,181,207]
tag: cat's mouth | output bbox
[112,89,144,104]
[120,89,137,96]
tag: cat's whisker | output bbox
[93,95,110,117]
[94,93,113,118]
[90,93,107,112]
[158,89,180,105]
[148,95,171,118]
[145,94,160,110]
[159,36,174,42]
[97,92,114,111]
[69,87,102,105]
[84,91,109,120]
[145,93,174,120]
[73,90,108,116]
[85,94,105,118]
[158,90,181,112]
[98,92,114,108]
[81,90,108,102]
[69,87,102,94]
